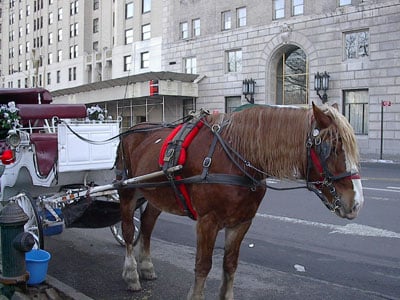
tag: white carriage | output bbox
[0,88,142,248]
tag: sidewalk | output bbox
[360,153,400,164]
[0,274,93,300]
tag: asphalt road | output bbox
[45,162,400,300]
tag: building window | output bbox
[56,70,61,83]
[48,32,53,44]
[57,49,62,62]
[339,0,351,6]
[227,49,242,72]
[58,8,62,20]
[274,0,285,19]
[237,7,246,27]
[124,55,132,71]
[142,24,151,40]
[70,22,78,37]
[142,0,151,13]
[276,47,308,105]
[58,28,62,41]
[180,22,188,39]
[221,11,232,30]
[26,4,30,16]
[25,41,30,53]
[141,51,149,68]
[48,12,53,24]
[93,41,99,51]
[70,1,78,15]
[125,28,133,44]
[69,46,74,58]
[93,18,99,33]
[26,23,30,34]
[93,0,99,10]
[68,67,76,81]
[48,52,53,64]
[126,2,134,19]
[47,72,51,85]
[9,30,15,42]
[225,97,241,113]
[192,18,200,37]
[292,0,303,16]
[344,30,369,59]
[344,90,368,135]
[184,57,197,74]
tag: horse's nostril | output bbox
[352,203,359,212]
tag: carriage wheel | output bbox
[13,192,44,249]
[110,199,146,246]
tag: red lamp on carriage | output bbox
[242,78,256,104]
[314,71,330,104]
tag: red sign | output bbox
[382,101,392,107]
[149,80,159,96]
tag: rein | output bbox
[56,118,179,145]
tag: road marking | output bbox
[256,213,400,239]
[387,186,400,190]
[363,187,400,193]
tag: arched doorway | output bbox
[275,46,308,105]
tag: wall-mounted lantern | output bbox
[242,78,256,104]
[314,71,330,103]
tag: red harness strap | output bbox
[158,121,204,220]
[310,148,361,181]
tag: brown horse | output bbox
[115,103,364,300]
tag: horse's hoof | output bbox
[127,282,142,291]
[140,269,157,280]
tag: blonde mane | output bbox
[318,105,360,171]
[206,105,359,179]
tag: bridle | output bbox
[306,126,360,213]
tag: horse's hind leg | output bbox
[219,221,252,300]
[187,214,219,300]
[138,202,161,280]
[120,191,141,291]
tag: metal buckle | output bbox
[203,157,212,168]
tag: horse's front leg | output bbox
[219,220,252,300]
[120,192,141,291]
[187,214,219,300]
[138,202,161,280]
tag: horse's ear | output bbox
[312,102,332,129]
[331,103,339,111]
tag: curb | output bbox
[45,274,94,300]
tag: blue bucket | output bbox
[25,249,51,285]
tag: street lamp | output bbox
[314,71,330,103]
[242,78,256,104]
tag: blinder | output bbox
[306,126,359,213]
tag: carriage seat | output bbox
[30,133,58,177]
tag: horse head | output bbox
[307,103,364,219]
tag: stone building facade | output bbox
[1,0,399,158]
[163,0,400,158]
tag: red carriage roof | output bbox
[0,88,52,104]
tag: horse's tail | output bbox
[114,138,127,181]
